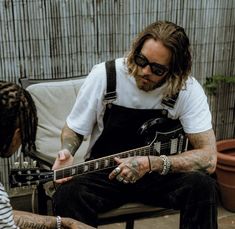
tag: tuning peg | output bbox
[23,161,29,168]
[32,160,37,168]
[14,162,20,169]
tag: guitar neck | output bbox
[10,118,188,188]
[54,144,155,180]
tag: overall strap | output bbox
[103,59,179,108]
[104,59,117,103]
[161,92,179,109]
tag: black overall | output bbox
[53,60,218,228]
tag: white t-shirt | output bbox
[67,58,212,158]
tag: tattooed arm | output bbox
[109,129,217,183]
[151,128,217,174]
[60,122,84,156]
[52,123,84,182]
[13,210,94,229]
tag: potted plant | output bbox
[204,75,235,211]
[216,139,235,211]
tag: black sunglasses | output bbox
[134,53,169,77]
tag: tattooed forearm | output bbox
[61,123,84,155]
[170,150,216,173]
[13,211,56,229]
[13,210,94,229]
[170,129,217,174]
[149,129,217,174]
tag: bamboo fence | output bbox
[0,0,234,190]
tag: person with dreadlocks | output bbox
[0,81,94,229]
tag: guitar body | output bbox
[138,117,188,155]
[10,117,188,187]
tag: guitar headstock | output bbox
[9,168,53,188]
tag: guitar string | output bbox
[56,139,186,178]
[56,144,164,178]
[13,140,186,183]
[56,146,154,178]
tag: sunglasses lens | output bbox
[151,65,166,76]
[134,54,147,67]
[134,53,168,77]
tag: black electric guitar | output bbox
[10,117,188,188]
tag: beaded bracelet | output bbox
[159,155,171,175]
[56,216,61,229]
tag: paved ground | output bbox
[10,189,235,229]
[99,205,235,229]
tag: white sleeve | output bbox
[178,78,212,134]
[66,63,107,136]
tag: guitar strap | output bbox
[103,59,179,108]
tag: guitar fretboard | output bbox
[54,144,155,180]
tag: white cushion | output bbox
[27,78,89,165]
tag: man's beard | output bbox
[134,75,166,92]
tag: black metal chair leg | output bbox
[126,220,134,229]
[37,183,48,214]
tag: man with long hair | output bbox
[53,21,218,228]
[0,81,93,228]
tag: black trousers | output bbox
[53,170,218,228]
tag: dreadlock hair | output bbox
[126,21,192,98]
[0,81,38,157]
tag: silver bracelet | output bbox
[159,155,171,175]
[56,216,61,229]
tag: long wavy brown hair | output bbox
[126,21,192,97]
[0,81,38,157]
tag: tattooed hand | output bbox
[109,156,150,183]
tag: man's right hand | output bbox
[52,149,74,183]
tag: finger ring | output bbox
[116,175,124,182]
[123,180,129,184]
[114,167,121,175]
[130,178,136,183]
